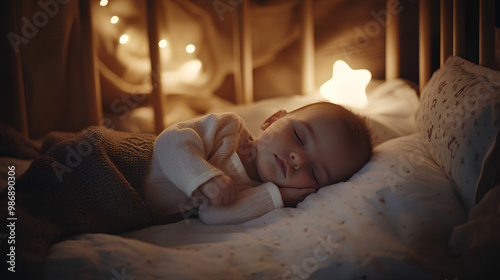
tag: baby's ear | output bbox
[260,109,287,130]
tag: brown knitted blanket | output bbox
[0,126,163,278]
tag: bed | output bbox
[1,0,499,279]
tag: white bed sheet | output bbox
[42,79,467,279]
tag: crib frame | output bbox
[10,0,496,136]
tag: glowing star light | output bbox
[319,60,371,109]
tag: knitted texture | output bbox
[0,126,159,278]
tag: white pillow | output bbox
[416,56,500,211]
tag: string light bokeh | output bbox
[95,0,209,96]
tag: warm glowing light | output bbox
[110,16,119,24]
[99,0,108,7]
[186,44,195,53]
[159,40,168,48]
[119,34,129,44]
[179,60,203,82]
[319,60,371,109]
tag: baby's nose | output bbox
[290,152,305,169]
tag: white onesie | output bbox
[144,113,283,225]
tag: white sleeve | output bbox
[198,182,284,225]
[153,113,245,197]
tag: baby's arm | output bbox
[153,113,246,199]
[197,172,316,208]
[198,183,283,225]
[199,174,237,206]
[198,183,317,225]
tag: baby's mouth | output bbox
[274,154,287,178]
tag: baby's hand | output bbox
[279,187,317,207]
[200,175,237,206]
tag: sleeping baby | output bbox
[0,101,373,277]
[144,102,373,225]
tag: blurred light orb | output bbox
[119,34,129,44]
[186,44,195,53]
[179,60,203,82]
[159,40,168,48]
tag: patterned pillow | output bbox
[416,56,500,212]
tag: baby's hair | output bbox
[335,105,373,161]
[292,101,373,163]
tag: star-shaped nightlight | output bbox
[319,60,371,109]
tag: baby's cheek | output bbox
[257,158,273,183]
[286,173,313,189]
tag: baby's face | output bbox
[254,106,363,189]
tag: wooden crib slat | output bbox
[453,0,466,58]
[419,0,432,91]
[80,0,103,127]
[10,1,29,137]
[441,0,453,65]
[146,0,165,134]
[479,0,495,68]
[385,0,400,80]
[300,0,315,95]
[12,55,28,137]
[232,0,254,104]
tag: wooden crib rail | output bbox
[447,0,495,68]
[8,1,29,138]
[232,0,254,105]
[418,0,432,92]
[81,0,103,129]
[300,0,315,97]
[385,0,401,80]
[146,0,165,134]
[232,0,315,106]
[386,0,496,92]
[479,0,495,67]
